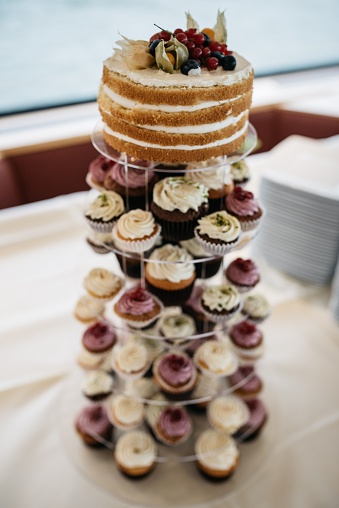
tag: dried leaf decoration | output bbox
[116,35,155,70]
[185,11,200,31]
[213,9,227,43]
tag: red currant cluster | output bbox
[149,27,234,71]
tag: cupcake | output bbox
[112,209,161,253]
[225,257,260,293]
[108,394,144,430]
[83,268,124,301]
[145,244,196,306]
[74,295,106,324]
[225,186,263,232]
[195,430,239,480]
[86,231,115,254]
[191,374,221,410]
[145,393,169,430]
[75,404,112,447]
[104,157,157,210]
[180,238,222,279]
[114,285,163,329]
[125,377,159,402]
[112,341,150,379]
[158,307,197,347]
[230,159,251,187]
[85,191,125,233]
[207,395,250,434]
[228,366,263,399]
[82,369,114,401]
[235,398,267,441]
[242,293,271,323]
[229,320,264,363]
[114,430,157,478]
[86,155,114,190]
[151,177,209,241]
[194,211,241,256]
[200,285,242,323]
[182,285,215,334]
[153,351,197,399]
[154,406,192,446]
[77,320,116,371]
[185,158,234,213]
[194,340,238,378]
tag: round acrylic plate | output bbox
[59,366,277,508]
[91,121,258,169]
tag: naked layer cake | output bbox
[98,11,253,163]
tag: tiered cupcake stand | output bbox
[60,123,276,507]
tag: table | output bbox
[1,154,339,508]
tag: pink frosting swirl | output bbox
[229,366,262,393]
[115,286,155,316]
[108,160,155,189]
[226,258,260,286]
[75,405,111,436]
[230,320,263,348]
[225,186,259,217]
[242,398,266,431]
[88,156,114,184]
[157,353,194,387]
[82,321,117,353]
[158,406,192,438]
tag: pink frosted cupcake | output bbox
[225,258,260,292]
[153,351,197,399]
[86,155,114,190]
[114,286,163,329]
[75,404,112,447]
[154,406,193,446]
[235,398,267,441]
[228,366,263,399]
[225,186,263,232]
[229,320,264,363]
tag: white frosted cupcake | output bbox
[114,430,157,477]
[108,394,144,430]
[194,340,238,378]
[191,374,221,409]
[230,159,251,187]
[77,346,113,371]
[125,377,159,401]
[86,231,115,254]
[145,393,169,430]
[83,268,124,301]
[112,341,150,380]
[194,211,241,256]
[242,293,271,323]
[74,295,106,324]
[112,209,161,253]
[207,395,250,434]
[200,285,242,323]
[82,369,114,401]
[195,429,239,480]
[85,191,125,233]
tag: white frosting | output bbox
[153,177,208,213]
[160,312,196,338]
[125,377,159,400]
[243,294,270,319]
[103,84,241,112]
[197,211,241,242]
[82,369,113,396]
[114,342,149,374]
[195,340,238,376]
[192,374,220,400]
[77,346,110,370]
[185,164,231,190]
[116,209,157,239]
[110,394,144,427]
[86,191,125,222]
[104,121,248,150]
[145,393,168,428]
[202,285,240,312]
[230,160,250,181]
[115,430,157,469]
[208,395,250,434]
[84,268,123,298]
[74,295,105,321]
[147,244,195,283]
[195,430,239,471]
[104,52,252,88]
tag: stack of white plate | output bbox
[329,257,339,321]
[253,135,339,286]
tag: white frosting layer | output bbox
[116,209,157,239]
[153,177,208,213]
[202,285,240,312]
[84,268,123,298]
[103,84,241,112]
[86,191,125,222]
[147,244,195,283]
[185,163,231,190]
[243,294,270,319]
[115,430,156,468]
[74,295,105,321]
[160,311,196,338]
[104,52,252,88]
[195,340,238,376]
[114,342,149,374]
[208,395,250,434]
[195,430,239,471]
[82,369,113,396]
[111,395,144,426]
[104,121,248,150]
[197,211,241,242]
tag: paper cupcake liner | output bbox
[86,239,111,255]
[112,224,161,254]
[194,229,241,256]
[85,173,106,192]
[85,216,117,234]
[200,302,243,324]
[239,216,262,232]
[155,216,198,242]
[224,277,258,294]
[231,342,264,362]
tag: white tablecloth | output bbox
[1,154,339,508]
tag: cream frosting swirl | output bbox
[82,369,114,397]
[84,268,123,297]
[114,342,149,374]
[145,393,168,428]
[195,340,238,376]
[153,177,208,213]
[110,395,144,426]
[243,294,270,319]
[114,430,157,468]
[116,209,157,239]
[202,285,240,312]
[86,191,125,222]
[195,430,239,471]
[147,244,195,283]
[159,308,196,338]
[74,295,105,321]
[230,160,250,182]
[208,395,250,434]
[185,163,231,190]
[197,211,241,242]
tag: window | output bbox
[1,0,338,115]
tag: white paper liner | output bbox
[194,228,241,256]
[112,224,161,254]
[200,301,243,324]
[86,239,111,254]
[224,276,259,294]
[230,341,264,362]
[85,173,106,192]
[239,215,262,232]
[85,216,116,234]
[114,295,164,330]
